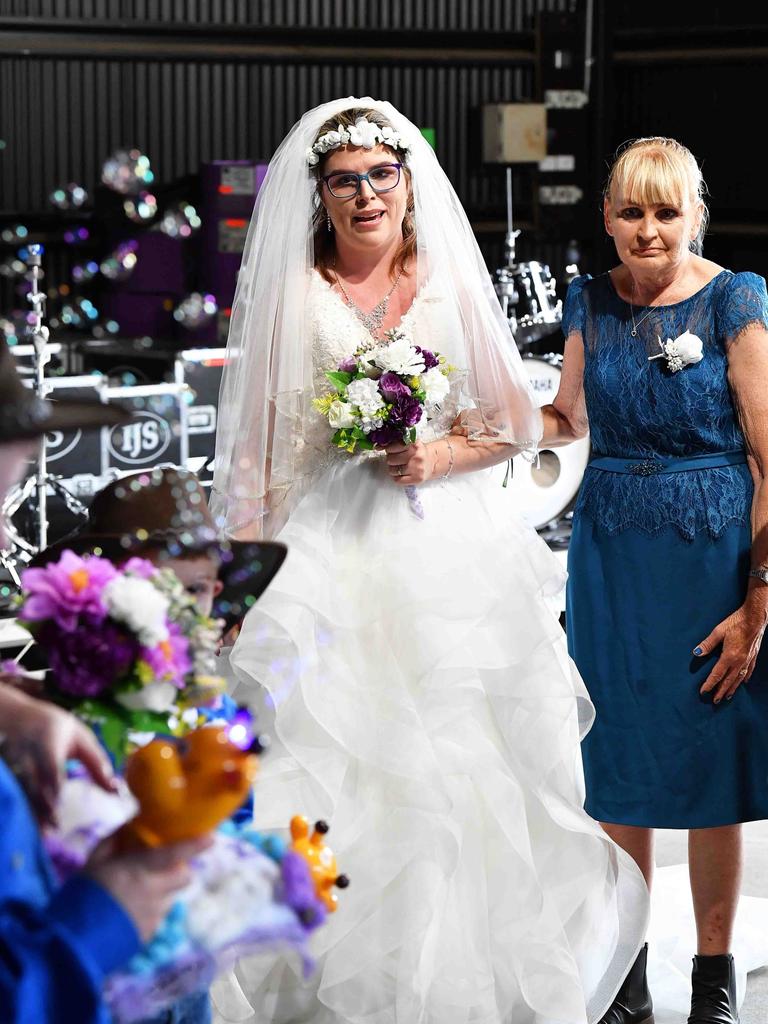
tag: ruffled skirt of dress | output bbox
[211,456,649,1024]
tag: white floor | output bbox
[655,821,768,1023]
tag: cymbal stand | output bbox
[492,167,522,334]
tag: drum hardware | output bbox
[21,246,92,553]
[492,169,563,348]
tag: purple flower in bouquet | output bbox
[121,557,158,580]
[42,620,137,697]
[416,345,439,370]
[369,423,403,447]
[337,355,358,374]
[388,394,423,429]
[141,623,192,688]
[21,551,118,632]
[378,371,412,402]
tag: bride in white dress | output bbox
[209,96,649,1024]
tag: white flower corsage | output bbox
[647,331,704,373]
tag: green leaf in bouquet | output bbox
[407,427,417,444]
[325,371,353,393]
[77,699,135,767]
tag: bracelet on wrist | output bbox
[442,438,455,481]
[748,567,768,585]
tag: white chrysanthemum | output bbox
[421,366,450,405]
[347,378,385,417]
[373,336,426,376]
[306,148,319,166]
[103,575,169,647]
[116,681,178,713]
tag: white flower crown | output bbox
[306,117,411,167]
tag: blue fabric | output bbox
[588,450,746,475]
[138,990,211,1024]
[564,269,768,827]
[567,518,768,827]
[564,270,768,539]
[0,758,141,1023]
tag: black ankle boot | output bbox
[599,943,654,1024]
[687,954,739,1023]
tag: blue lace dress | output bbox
[564,270,768,828]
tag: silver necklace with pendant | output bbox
[334,263,403,340]
[629,284,661,338]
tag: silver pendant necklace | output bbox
[629,283,663,338]
[333,262,403,339]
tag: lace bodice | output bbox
[303,270,466,466]
[563,270,768,538]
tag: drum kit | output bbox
[492,169,590,546]
[0,249,225,599]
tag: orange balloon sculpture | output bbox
[289,816,350,912]
[119,725,259,848]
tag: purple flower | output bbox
[21,551,118,632]
[416,346,439,370]
[369,423,403,447]
[41,620,137,697]
[378,372,411,401]
[388,394,423,429]
[121,557,158,579]
[337,356,358,374]
[140,623,192,688]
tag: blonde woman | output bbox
[543,137,768,1023]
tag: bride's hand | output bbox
[384,442,435,485]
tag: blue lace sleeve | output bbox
[718,271,768,344]
[561,274,592,337]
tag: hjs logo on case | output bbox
[108,412,172,465]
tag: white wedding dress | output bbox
[211,271,649,1024]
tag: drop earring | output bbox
[326,212,333,233]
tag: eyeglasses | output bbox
[322,163,402,199]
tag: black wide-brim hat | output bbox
[32,467,287,622]
[1,336,130,443]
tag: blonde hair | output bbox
[605,137,709,254]
[311,106,416,283]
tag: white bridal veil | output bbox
[210,96,542,538]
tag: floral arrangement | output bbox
[17,550,225,763]
[313,326,456,517]
[648,330,703,373]
[306,116,411,166]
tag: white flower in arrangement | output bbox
[372,333,426,376]
[346,377,385,418]
[103,575,170,647]
[305,147,319,167]
[648,330,704,373]
[116,680,178,714]
[421,366,451,405]
[328,399,358,429]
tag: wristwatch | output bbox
[748,567,768,585]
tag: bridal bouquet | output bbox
[313,326,456,517]
[17,550,225,764]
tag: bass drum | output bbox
[506,354,590,532]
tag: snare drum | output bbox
[505,354,590,530]
[509,261,562,346]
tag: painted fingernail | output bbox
[713,698,720,704]
[693,647,703,656]
[726,694,734,700]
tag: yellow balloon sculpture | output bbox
[120,725,259,848]
[289,816,350,912]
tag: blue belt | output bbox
[588,450,747,476]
